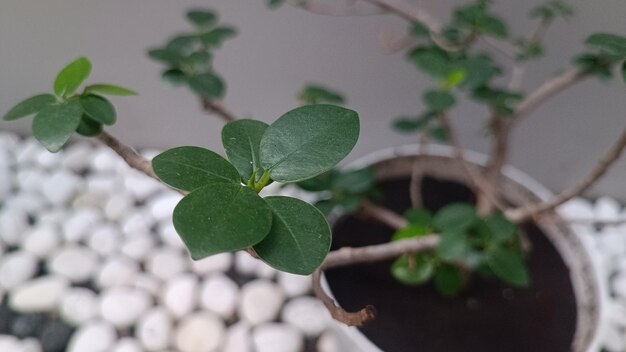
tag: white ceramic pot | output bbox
[322,144,608,352]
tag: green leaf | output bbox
[482,16,507,38]
[332,168,375,194]
[314,199,336,216]
[152,146,241,192]
[75,115,103,137]
[187,51,212,67]
[622,61,626,85]
[423,90,455,112]
[3,94,56,121]
[54,57,92,97]
[391,225,430,241]
[253,196,331,275]
[298,85,346,105]
[148,48,187,67]
[222,119,269,181]
[487,246,530,287]
[472,86,523,116]
[199,27,237,47]
[441,69,466,90]
[260,104,360,182]
[295,171,335,192]
[79,95,116,125]
[428,126,448,142]
[166,34,200,52]
[174,183,272,259]
[267,0,286,9]
[434,264,463,296]
[186,9,218,28]
[485,212,517,243]
[585,33,626,56]
[162,69,189,86]
[436,231,469,262]
[188,73,225,98]
[433,203,477,232]
[391,255,434,286]
[32,102,83,152]
[335,194,362,213]
[457,54,501,89]
[404,208,433,228]
[409,23,430,38]
[393,118,422,133]
[409,46,451,79]
[84,84,137,96]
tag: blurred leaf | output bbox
[186,9,218,28]
[314,199,336,216]
[3,94,56,121]
[433,203,477,232]
[486,246,530,287]
[585,33,626,57]
[200,27,237,47]
[332,168,375,193]
[79,95,116,125]
[267,0,286,9]
[472,86,523,116]
[296,171,335,192]
[409,23,430,38]
[162,69,189,86]
[148,48,187,67]
[404,208,433,228]
[409,46,451,79]
[166,34,200,52]
[427,126,448,142]
[84,84,137,96]
[298,85,346,105]
[423,90,455,112]
[434,264,463,296]
[485,212,517,243]
[622,61,626,85]
[457,54,501,89]
[441,69,466,90]
[391,225,430,241]
[75,115,103,137]
[54,57,92,97]
[391,255,434,286]
[436,230,469,262]
[188,73,225,98]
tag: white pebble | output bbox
[252,323,303,352]
[223,322,252,352]
[88,224,123,255]
[49,246,99,282]
[132,273,161,296]
[16,169,46,193]
[111,338,143,352]
[0,251,38,290]
[281,297,330,336]
[60,287,99,326]
[149,193,181,221]
[175,312,225,352]
[5,192,48,214]
[86,174,123,195]
[97,255,140,289]
[62,207,103,242]
[235,251,277,278]
[41,170,81,206]
[100,288,152,328]
[559,198,594,219]
[239,280,284,325]
[121,233,155,261]
[146,248,188,281]
[0,335,20,351]
[201,274,239,319]
[104,193,135,221]
[36,150,62,169]
[124,172,163,200]
[10,275,69,313]
[121,211,154,236]
[157,221,185,249]
[91,149,124,173]
[0,168,12,201]
[317,330,341,352]
[67,321,117,352]
[192,253,232,275]
[22,224,61,258]
[15,338,43,352]
[60,143,94,172]
[162,274,198,318]
[278,272,312,297]
[138,308,172,351]
[15,139,44,165]
[595,197,621,221]
[0,207,29,246]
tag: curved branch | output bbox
[96,131,156,179]
[201,99,237,122]
[360,200,407,229]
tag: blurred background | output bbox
[1,0,625,198]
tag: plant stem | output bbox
[253,170,271,193]
[96,131,156,180]
[201,98,237,122]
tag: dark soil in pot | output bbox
[326,176,577,352]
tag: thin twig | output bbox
[201,98,237,122]
[506,127,626,222]
[359,200,408,229]
[96,131,156,179]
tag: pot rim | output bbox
[321,143,608,352]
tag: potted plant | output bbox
[3,0,626,351]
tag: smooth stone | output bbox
[0,168,11,201]
[251,323,303,352]
[317,330,341,352]
[200,274,239,319]
[5,192,48,214]
[111,338,143,352]
[124,172,163,201]
[36,150,62,169]
[157,221,185,249]
[104,193,135,221]
[559,198,594,219]
[15,140,43,165]
[137,308,172,351]
[0,335,20,351]
[88,224,123,256]
[235,251,276,278]
[15,338,43,352]
[0,251,38,290]
[67,321,116,352]
[62,208,103,243]
[0,207,29,246]
[60,143,94,172]
[96,255,140,289]
[86,175,123,195]
[175,312,225,352]
[100,288,152,328]
[597,229,626,256]
[0,131,20,150]
[23,224,61,259]
[239,280,284,325]
[223,322,252,352]
[39,320,74,352]
[148,193,181,222]
[91,149,124,173]
[41,171,82,206]
[49,246,99,283]
[121,211,155,237]
[595,197,621,221]
[10,313,47,338]
[162,274,198,318]
[602,324,624,352]
[38,209,68,227]
[59,288,99,326]
[146,248,188,281]
[121,233,155,261]
[192,253,233,275]
[281,297,330,337]
[16,169,46,193]
[612,272,626,298]
[10,276,69,313]
[277,272,312,297]
[131,273,161,296]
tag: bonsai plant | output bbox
[3,0,626,350]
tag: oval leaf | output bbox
[75,115,103,137]
[434,265,463,296]
[84,84,137,96]
[585,33,626,56]
[80,95,116,125]
[186,9,218,28]
[152,146,240,192]
[188,73,225,98]
[253,196,331,275]
[54,57,92,97]
[436,231,469,262]
[174,184,272,259]
[3,94,56,121]
[391,255,434,286]
[222,119,269,181]
[260,105,359,182]
[32,102,83,152]
[433,203,477,232]
[423,90,455,112]
[487,246,530,287]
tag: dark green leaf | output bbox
[84,84,137,96]
[254,196,331,275]
[622,61,626,85]
[187,51,212,66]
[336,194,362,213]
[485,212,517,242]
[79,95,116,125]
[393,118,423,133]
[186,9,218,28]
[267,0,286,9]
[260,104,360,182]
[298,85,346,105]
[162,69,189,86]
[148,48,187,67]
[75,115,103,137]
[434,265,463,296]
[433,203,477,232]
[222,119,269,181]
[295,171,335,192]
[585,33,626,56]
[332,168,375,194]
[152,146,241,192]
[409,46,451,79]
[423,90,455,112]
[314,199,336,215]
[3,94,56,121]
[404,208,433,228]
[457,54,501,89]
[487,246,530,287]
[54,57,92,97]
[472,86,523,116]
[174,183,272,259]
[166,34,200,52]
[199,27,237,47]
[436,231,469,262]
[409,23,430,38]
[482,16,507,38]
[32,102,83,152]
[391,255,434,286]
[188,73,225,98]
[428,126,448,142]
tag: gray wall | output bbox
[1,0,626,200]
